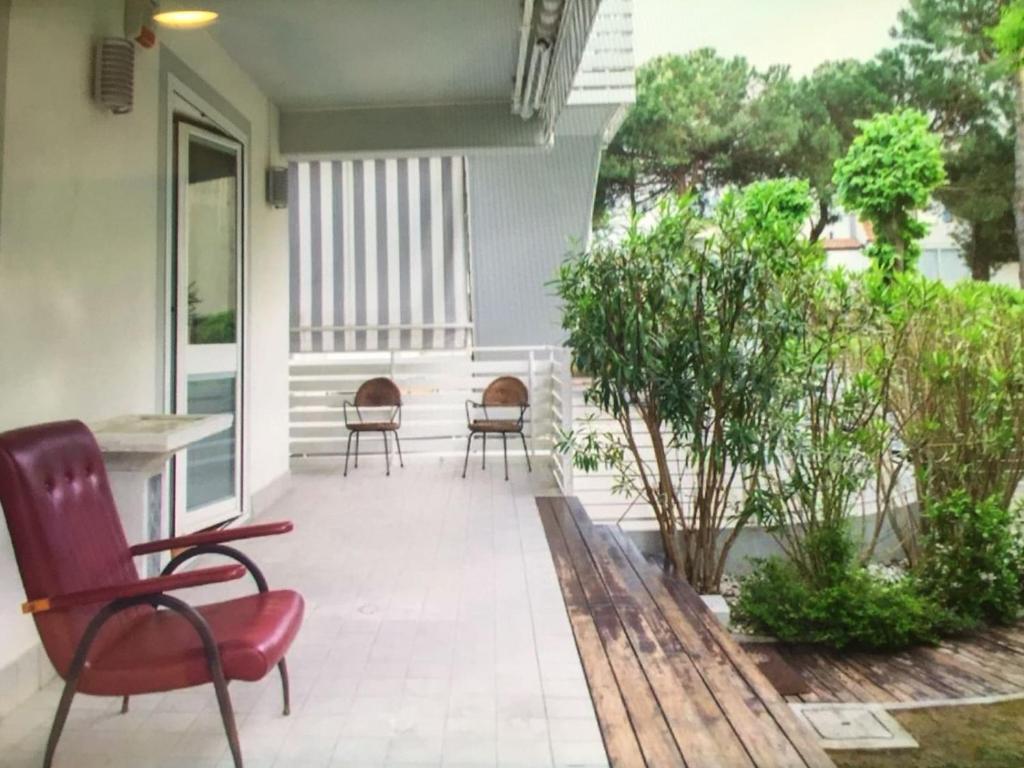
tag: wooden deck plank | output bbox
[548,501,686,767]
[774,620,1024,705]
[947,638,1024,690]
[790,649,876,703]
[568,511,756,767]
[538,496,835,768]
[813,654,899,704]
[605,525,834,768]
[536,499,647,767]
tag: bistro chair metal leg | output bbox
[344,431,354,477]
[462,433,474,478]
[278,658,291,716]
[121,695,130,714]
[383,431,392,476]
[520,432,532,472]
[355,432,360,468]
[395,431,405,468]
[502,433,509,481]
[482,434,487,469]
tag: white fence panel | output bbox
[289,348,564,473]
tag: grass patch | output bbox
[830,699,1024,768]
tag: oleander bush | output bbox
[735,275,1024,651]
[733,535,939,650]
[918,492,1023,632]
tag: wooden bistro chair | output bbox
[344,376,404,477]
[462,376,532,482]
[0,420,304,768]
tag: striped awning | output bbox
[289,157,471,352]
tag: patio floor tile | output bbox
[0,456,605,767]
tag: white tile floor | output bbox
[0,454,608,768]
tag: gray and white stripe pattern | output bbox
[289,157,470,352]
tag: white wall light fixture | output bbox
[152,2,219,30]
[94,38,135,114]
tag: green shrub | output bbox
[918,492,1023,631]
[881,276,1024,562]
[733,553,939,651]
[556,181,820,592]
[191,309,236,344]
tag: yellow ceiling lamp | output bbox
[152,2,219,30]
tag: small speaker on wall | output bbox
[266,167,288,209]
[94,38,135,115]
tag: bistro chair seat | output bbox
[469,419,522,434]
[0,420,304,768]
[347,420,400,432]
[344,377,404,476]
[463,376,532,481]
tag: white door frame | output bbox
[165,76,250,534]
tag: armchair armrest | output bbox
[129,521,294,557]
[21,564,246,614]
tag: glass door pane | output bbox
[173,122,243,534]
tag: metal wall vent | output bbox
[94,38,135,115]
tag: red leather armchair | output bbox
[0,420,304,768]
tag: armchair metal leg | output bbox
[45,594,245,768]
[394,431,405,468]
[383,431,391,476]
[462,433,474,478]
[121,695,130,714]
[43,674,78,768]
[212,659,243,768]
[482,434,487,469]
[344,431,354,477]
[355,432,360,468]
[502,434,509,481]
[278,658,291,716]
[519,432,532,473]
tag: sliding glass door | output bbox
[173,121,243,534]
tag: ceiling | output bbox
[204,0,522,111]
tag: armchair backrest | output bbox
[0,420,142,677]
[482,377,529,408]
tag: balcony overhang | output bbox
[280,102,546,159]
[279,102,626,159]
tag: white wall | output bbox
[0,0,289,695]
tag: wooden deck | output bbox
[771,625,1024,705]
[537,496,834,768]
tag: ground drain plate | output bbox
[791,703,918,750]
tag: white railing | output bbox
[289,347,569,478]
[569,378,919,529]
[568,0,635,108]
[550,347,574,494]
[543,0,603,136]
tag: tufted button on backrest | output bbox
[0,420,143,677]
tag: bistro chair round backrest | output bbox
[482,377,529,408]
[354,377,401,408]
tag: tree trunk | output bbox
[808,199,831,244]
[1014,68,1024,288]
[968,223,991,281]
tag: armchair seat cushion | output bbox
[470,419,522,434]
[348,421,399,432]
[78,589,304,696]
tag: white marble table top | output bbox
[89,413,233,455]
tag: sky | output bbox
[632,0,909,75]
